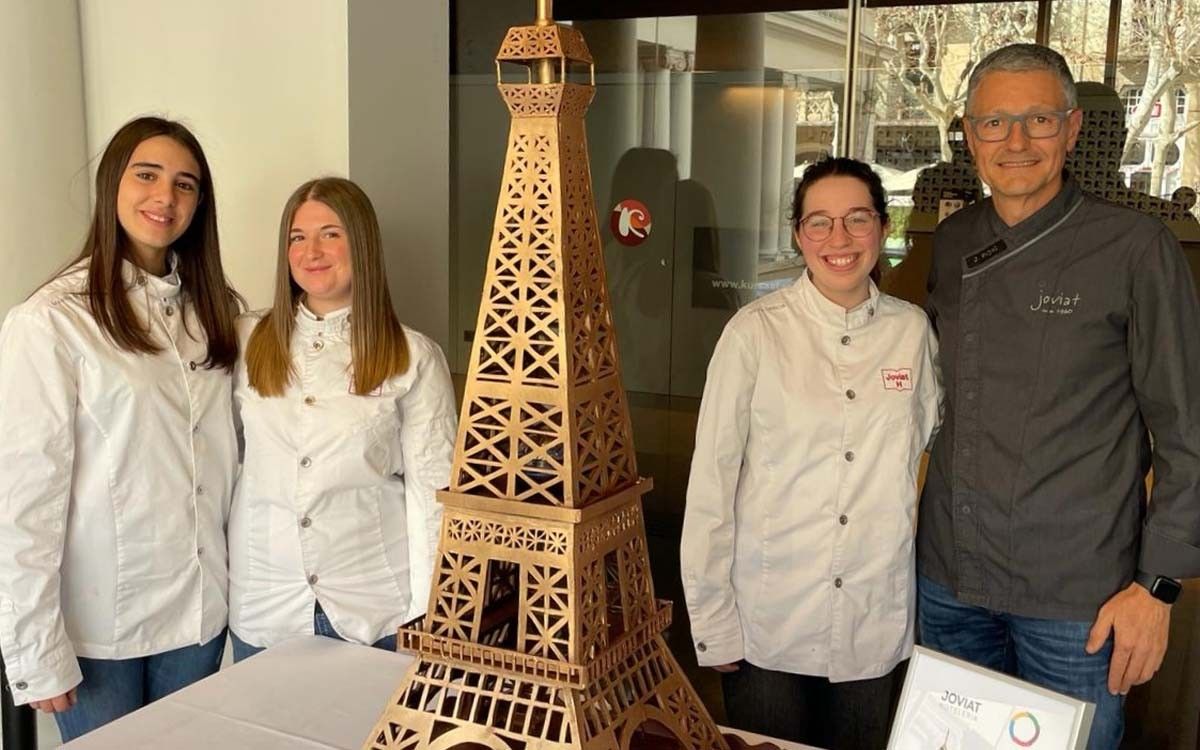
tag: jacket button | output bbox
[834,577,843,588]
[308,574,319,585]
[846,389,856,400]
[839,514,848,525]
[13,681,27,690]
[164,306,175,317]
[312,340,324,351]
[197,547,204,556]
[841,335,851,345]
[300,516,312,528]
[189,361,197,371]
[844,451,855,462]
[196,486,205,495]
[697,642,707,652]
[303,396,316,406]
[300,457,312,468]
[135,276,146,287]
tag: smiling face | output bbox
[115,135,202,265]
[794,175,884,309]
[965,68,1083,224]
[287,199,353,315]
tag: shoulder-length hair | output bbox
[70,116,241,371]
[246,177,409,396]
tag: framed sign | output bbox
[888,646,1094,750]
[938,188,969,223]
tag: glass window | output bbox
[450,1,1200,738]
[452,11,849,397]
[1115,0,1200,205]
[855,2,1036,256]
[1051,0,1111,83]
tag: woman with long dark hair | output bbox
[0,116,241,740]
[228,177,456,660]
[682,157,942,749]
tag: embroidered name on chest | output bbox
[881,368,914,391]
[964,239,1009,270]
[1030,288,1082,315]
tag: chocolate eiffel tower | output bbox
[362,4,726,750]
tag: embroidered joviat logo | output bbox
[881,368,913,391]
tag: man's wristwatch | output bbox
[1134,570,1183,604]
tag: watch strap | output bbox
[1134,569,1157,591]
[1134,569,1182,604]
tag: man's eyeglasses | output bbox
[965,110,1076,142]
[798,210,880,242]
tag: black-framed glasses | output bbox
[798,210,880,242]
[965,110,1076,142]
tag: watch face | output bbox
[1152,577,1183,604]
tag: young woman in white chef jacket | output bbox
[0,117,242,741]
[228,177,456,660]
[681,158,942,750]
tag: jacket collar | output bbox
[985,171,1083,246]
[295,301,351,337]
[795,269,880,331]
[122,252,182,299]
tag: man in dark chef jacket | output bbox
[918,43,1200,750]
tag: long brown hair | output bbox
[70,116,241,370]
[246,177,409,396]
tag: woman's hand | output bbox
[30,688,76,713]
[710,663,740,673]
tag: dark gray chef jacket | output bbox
[919,174,1200,621]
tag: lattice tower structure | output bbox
[363,15,727,750]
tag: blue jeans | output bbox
[53,629,227,742]
[230,601,398,662]
[917,575,1123,750]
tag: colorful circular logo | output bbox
[610,199,652,246]
[1009,711,1041,747]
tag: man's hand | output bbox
[30,688,76,714]
[1086,582,1171,695]
[710,662,740,673]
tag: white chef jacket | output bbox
[681,272,941,682]
[0,257,236,705]
[229,305,456,648]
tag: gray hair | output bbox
[965,44,1077,112]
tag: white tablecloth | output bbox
[61,636,819,750]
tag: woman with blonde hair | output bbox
[229,177,456,660]
[0,116,241,740]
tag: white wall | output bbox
[77,0,351,309]
[0,0,90,318]
[349,1,451,353]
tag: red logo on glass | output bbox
[611,199,652,246]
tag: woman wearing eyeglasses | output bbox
[681,157,942,749]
